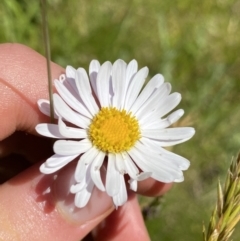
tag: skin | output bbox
[0,43,172,241]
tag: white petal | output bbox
[90,151,105,191]
[124,153,151,180]
[75,68,99,116]
[112,60,127,109]
[140,137,190,170]
[54,79,92,118]
[74,179,94,208]
[160,150,190,171]
[174,176,184,182]
[58,118,87,139]
[75,148,99,182]
[66,65,76,79]
[156,93,182,118]
[137,172,152,181]
[37,99,58,118]
[59,74,66,83]
[126,60,138,84]
[121,60,138,107]
[141,109,184,130]
[54,139,91,156]
[96,61,112,107]
[80,146,100,165]
[113,174,127,207]
[128,146,182,183]
[135,83,171,121]
[72,163,95,208]
[156,137,195,146]
[142,127,195,141]
[71,163,92,193]
[36,123,64,138]
[167,109,184,124]
[141,119,172,130]
[128,178,137,191]
[124,67,149,110]
[89,60,100,98]
[75,158,87,183]
[70,181,86,193]
[40,154,78,174]
[45,154,78,168]
[106,153,121,196]
[53,94,90,128]
[123,152,139,179]
[134,141,184,172]
[61,76,81,101]
[115,153,126,174]
[130,74,164,115]
[40,162,66,174]
[89,60,100,75]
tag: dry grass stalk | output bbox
[203,153,240,241]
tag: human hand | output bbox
[0,43,171,241]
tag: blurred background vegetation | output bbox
[1,0,240,240]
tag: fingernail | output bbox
[52,162,114,224]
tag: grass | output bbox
[203,154,240,241]
[1,0,240,240]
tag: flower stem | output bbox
[40,0,54,123]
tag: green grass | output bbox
[1,0,240,240]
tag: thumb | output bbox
[0,161,114,241]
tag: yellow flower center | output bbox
[88,107,140,153]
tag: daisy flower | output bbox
[36,59,195,208]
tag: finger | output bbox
[0,43,61,181]
[137,178,172,197]
[0,43,63,141]
[93,193,150,241]
[0,132,53,183]
[0,131,53,162]
[0,161,114,241]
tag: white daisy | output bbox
[36,59,195,208]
